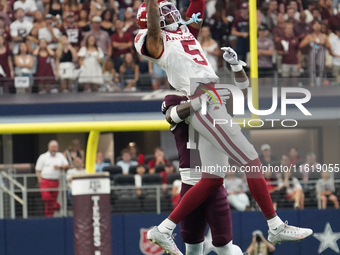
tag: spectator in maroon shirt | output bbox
[0,34,13,92]
[111,18,133,69]
[257,25,274,78]
[273,13,286,44]
[60,12,82,51]
[0,4,10,27]
[277,22,301,78]
[82,16,112,58]
[285,7,298,24]
[123,7,139,36]
[148,147,169,174]
[320,0,334,23]
[0,18,11,43]
[311,8,321,22]
[328,12,340,33]
[231,2,249,62]
[127,141,145,165]
[272,13,287,73]
[159,162,175,185]
[294,12,312,72]
[288,147,303,166]
[33,39,55,93]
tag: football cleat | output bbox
[147,226,183,255]
[268,221,313,245]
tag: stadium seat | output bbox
[103,158,111,164]
[103,166,123,181]
[129,165,137,175]
[112,197,142,214]
[167,173,181,184]
[113,174,136,199]
[155,164,165,173]
[142,174,162,185]
[144,154,155,164]
[114,174,135,186]
[142,174,162,198]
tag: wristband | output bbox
[235,78,249,89]
[170,106,183,123]
[230,63,243,72]
[190,97,202,111]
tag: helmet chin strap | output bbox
[164,22,179,31]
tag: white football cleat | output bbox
[268,221,313,245]
[147,226,183,255]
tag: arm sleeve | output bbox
[66,169,73,181]
[186,0,205,21]
[135,175,142,188]
[61,154,69,166]
[294,178,302,190]
[186,0,205,39]
[77,47,86,57]
[30,1,38,11]
[10,24,18,37]
[35,155,43,171]
[98,48,104,59]
[331,180,335,192]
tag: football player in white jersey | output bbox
[134,0,313,254]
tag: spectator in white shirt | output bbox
[38,14,61,50]
[225,171,250,211]
[116,148,138,174]
[10,8,33,54]
[280,167,304,209]
[13,0,37,23]
[317,170,339,209]
[299,152,322,181]
[134,164,146,196]
[66,157,86,186]
[35,140,69,217]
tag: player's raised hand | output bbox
[221,47,241,65]
[182,12,202,26]
[190,12,202,23]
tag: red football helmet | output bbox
[136,2,147,29]
[136,0,181,30]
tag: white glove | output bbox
[221,47,247,72]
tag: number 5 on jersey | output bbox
[181,40,208,66]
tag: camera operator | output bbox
[246,230,275,255]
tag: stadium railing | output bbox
[1,172,339,219]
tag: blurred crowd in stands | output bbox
[34,137,340,217]
[3,0,340,93]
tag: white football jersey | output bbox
[135,25,219,96]
[10,20,33,54]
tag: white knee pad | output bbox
[185,242,204,255]
[214,241,243,255]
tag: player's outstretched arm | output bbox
[221,47,249,97]
[145,0,163,58]
[186,0,204,29]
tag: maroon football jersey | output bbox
[162,95,201,169]
[60,25,83,48]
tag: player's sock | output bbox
[168,173,223,224]
[185,242,204,255]
[158,218,177,234]
[267,215,284,233]
[244,158,276,218]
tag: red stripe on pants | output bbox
[40,179,60,217]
